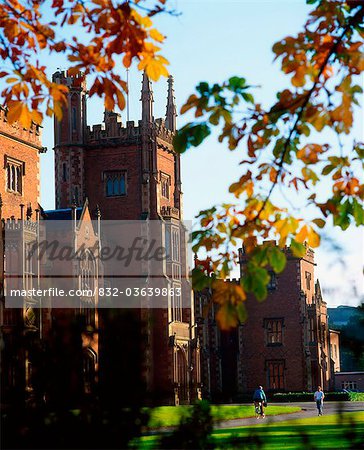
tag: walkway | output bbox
[215,402,364,429]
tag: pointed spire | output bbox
[165,75,177,132]
[140,72,154,123]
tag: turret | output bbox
[165,76,177,132]
[52,70,87,209]
[52,70,87,146]
[140,72,154,123]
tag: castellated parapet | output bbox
[0,106,43,150]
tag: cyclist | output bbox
[253,385,267,418]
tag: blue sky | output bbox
[38,0,363,307]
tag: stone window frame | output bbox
[171,281,182,322]
[305,271,312,290]
[341,381,357,390]
[171,226,180,262]
[264,318,284,346]
[103,170,127,198]
[161,172,171,199]
[308,316,316,343]
[5,155,25,195]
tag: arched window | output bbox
[161,173,170,199]
[104,171,127,197]
[120,176,126,194]
[113,178,120,195]
[79,250,96,327]
[72,106,77,131]
[6,164,11,190]
[11,165,16,191]
[6,158,23,194]
[106,179,113,196]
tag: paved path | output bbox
[215,402,364,429]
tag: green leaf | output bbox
[236,302,247,323]
[228,76,246,92]
[333,199,352,230]
[312,218,326,229]
[352,199,364,226]
[192,267,211,291]
[173,130,188,153]
[242,92,254,103]
[196,82,210,95]
[290,240,306,258]
[242,264,270,301]
[322,165,335,176]
[173,123,211,153]
[268,246,286,273]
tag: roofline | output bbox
[0,130,46,153]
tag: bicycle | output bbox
[254,401,265,419]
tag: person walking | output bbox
[314,386,325,416]
[253,385,267,418]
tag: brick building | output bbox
[1,72,200,406]
[195,242,340,400]
[51,70,199,405]
[0,106,46,405]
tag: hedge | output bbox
[233,391,364,403]
[270,391,364,402]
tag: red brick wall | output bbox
[0,117,41,219]
[239,254,307,393]
[84,145,142,220]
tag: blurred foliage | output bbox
[178,0,364,329]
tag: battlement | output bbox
[0,106,43,149]
[86,117,175,144]
[52,69,87,90]
[239,240,315,261]
[3,217,38,233]
[161,205,180,219]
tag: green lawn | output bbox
[146,404,301,428]
[212,412,364,449]
[135,412,364,449]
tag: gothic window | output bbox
[171,228,180,262]
[5,157,24,194]
[165,225,171,259]
[72,106,77,131]
[268,271,277,290]
[264,318,283,345]
[171,282,182,322]
[161,173,170,199]
[104,171,127,197]
[266,360,285,390]
[24,242,35,292]
[309,317,315,342]
[79,251,96,327]
[305,271,311,290]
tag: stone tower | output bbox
[53,70,87,208]
[52,70,199,404]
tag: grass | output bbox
[145,404,301,428]
[212,412,364,449]
[135,412,364,449]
